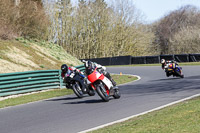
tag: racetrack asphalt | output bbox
[0,65,200,133]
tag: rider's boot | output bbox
[111,78,117,86]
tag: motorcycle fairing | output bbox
[168,63,176,69]
[87,68,113,92]
[65,73,87,92]
[102,76,113,90]
[87,68,102,83]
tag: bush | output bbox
[0,0,49,40]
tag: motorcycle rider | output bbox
[161,59,178,70]
[61,64,84,78]
[61,64,86,88]
[84,60,117,87]
[161,59,180,77]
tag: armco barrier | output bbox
[74,64,85,72]
[174,54,189,62]
[131,56,146,64]
[0,64,85,97]
[82,56,132,66]
[146,56,160,64]
[0,70,61,97]
[160,55,174,61]
[110,56,132,65]
[189,54,200,62]
[83,53,200,65]
[82,57,111,66]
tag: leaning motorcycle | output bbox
[165,63,184,78]
[63,71,95,98]
[86,68,121,102]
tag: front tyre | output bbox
[72,82,83,98]
[175,68,184,78]
[113,88,121,99]
[181,74,184,78]
[96,82,109,102]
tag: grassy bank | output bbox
[90,97,200,133]
[0,38,81,73]
[0,74,138,109]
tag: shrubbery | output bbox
[0,0,49,40]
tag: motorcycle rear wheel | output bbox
[88,86,95,96]
[96,82,110,102]
[72,82,84,98]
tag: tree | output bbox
[153,5,200,54]
[0,0,49,40]
[45,0,154,58]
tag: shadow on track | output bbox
[153,77,181,81]
[46,95,117,104]
[46,96,79,102]
[46,95,106,104]
[63,99,103,104]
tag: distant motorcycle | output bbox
[165,63,184,78]
[86,67,121,102]
[63,71,95,98]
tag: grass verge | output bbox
[107,62,200,67]
[0,74,138,109]
[89,97,200,133]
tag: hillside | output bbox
[0,38,82,73]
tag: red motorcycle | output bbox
[86,67,121,102]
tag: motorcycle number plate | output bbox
[70,73,75,78]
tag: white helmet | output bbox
[161,59,165,64]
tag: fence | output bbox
[83,54,200,66]
[0,64,85,97]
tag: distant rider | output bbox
[84,60,117,87]
[61,64,85,82]
[161,59,178,70]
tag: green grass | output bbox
[0,89,73,108]
[16,38,82,65]
[90,97,200,133]
[111,74,138,85]
[179,62,200,66]
[107,62,200,67]
[0,74,138,109]
[0,39,82,73]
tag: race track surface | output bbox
[0,66,200,133]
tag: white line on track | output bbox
[112,74,141,86]
[79,93,200,133]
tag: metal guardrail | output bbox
[74,64,85,72]
[83,54,200,66]
[0,64,85,97]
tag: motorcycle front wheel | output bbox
[113,88,121,99]
[72,82,84,98]
[96,82,110,102]
[175,68,184,78]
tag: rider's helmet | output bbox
[61,64,68,73]
[84,60,95,75]
[161,59,165,64]
[87,61,93,70]
[84,60,93,69]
